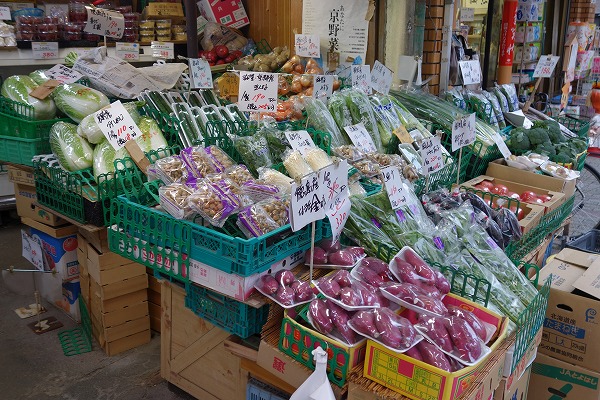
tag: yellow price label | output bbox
[217,72,240,98]
[393,126,414,144]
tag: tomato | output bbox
[63,237,78,252]
[507,191,520,200]
[478,181,495,190]
[474,184,490,192]
[534,197,544,204]
[224,54,237,63]
[214,45,229,59]
[520,191,537,202]
[216,59,226,65]
[232,50,243,59]
[205,49,218,63]
[198,50,207,58]
[538,194,552,203]
[492,184,508,196]
[509,205,525,220]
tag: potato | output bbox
[304,246,328,265]
[328,301,357,344]
[346,246,365,258]
[328,250,356,266]
[275,270,295,286]
[293,281,314,302]
[445,315,482,362]
[418,340,452,372]
[433,270,451,295]
[361,257,390,275]
[339,287,362,306]
[309,299,333,333]
[447,305,487,341]
[350,310,378,337]
[259,275,279,294]
[332,270,352,287]
[394,259,422,285]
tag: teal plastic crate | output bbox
[185,283,269,339]
[0,136,51,166]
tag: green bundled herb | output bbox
[304,97,349,147]
[233,132,273,175]
[328,91,353,135]
[344,88,383,152]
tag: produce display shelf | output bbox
[185,282,269,339]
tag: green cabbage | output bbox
[136,117,169,152]
[92,139,128,179]
[78,102,142,144]
[53,83,110,123]
[49,121,93,171]
[1,75,57,120]
[29,70,50,85]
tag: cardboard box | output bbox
[104,330,151,356]
[78,227,109,254]
[537,249,600,372]
[143,2,184,20]
[494,366,532,400]
[90,273,148,301]
[15,184,65,226]
[528,353,600,400]
[461,176,565,214]
[197,0,249,28]
[486,159,577,199]
[363,294,508,400]
[7,165,34,186]
[519,203,546,234]
[80,272,90,308]
[188,251,303,301]
[103,315,150,342]
[101,300,149,328]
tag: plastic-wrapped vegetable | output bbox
[258,167,293,194]
[29,70,50,85]
[159,183,194,219]
[187,179,240,227]
[77,101,142,144]
[1,75,56,120]
[304,148,332,170]
[283,149,314,179]
[261,126,289,162]
[344,88,383,152]
[304,97,348,147]
[493,207,522,248]
[369,95,394,149]
[499,84,519,112]
[465,90,499,130]
[49,121,94,171]
[233,133,273,175]
[482,90,506,129]
[491,87,510,113]
[92,139,128,179]
[443,88,467,110]
[328,91,353,135]
[53,83,110,123]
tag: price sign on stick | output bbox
[322,161,349,244]
[188,58,213,89]
[22,230,44,271]
[532,55,560,78]
[44,64,83,84]
[370,60,393,95]
[116,42,139,61]
[459,60,482,85]
[344,123,377,153]
[32,42,59,60]
[0,6,11,20]
[290,172,326,232]
[84,6,124,39]
[295,34,320,58]
[285,130,316,156]
[451,113,476,152]
[381,166,408,210]
[313,75,334,99]
[493,133,512,159]
[94,101,144,150]
[151,41,174,59]
[351,65,371,94]
[238,71,278,112]
[420,136,444,175]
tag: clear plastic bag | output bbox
[180,146,217,178]
[205,145,235,171]
[158,183,194,219]
[155,155,190,184]
[283,149,314,179]
[187,179,240,227]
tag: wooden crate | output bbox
[161,281,247,400]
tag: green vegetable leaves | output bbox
[49,121,93,172]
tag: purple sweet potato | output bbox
[433,270,451,295]
[353,281,379,306]
[319,238,341,253]
[445,315,482,362]
[418,340,452,372]
[332,270,352,287]
[382,282,423,303]
[346,246,365,258]
[309,299,333,334]
[361,257,390,275]
[413,295,448,315]
[418,315,453,352]
[447,305,487,341]
[404,249,436,285]
[339,287,362,306]
[405,346,423,362]
[276,270,295,286]
[328,301,357,344]
[328,250,356,266]
[394,259,422,285]
[259,275,279,294]
[375,308,416,349]
[350,310,378,337]
[275,286,295,306]
[305,246,328,265]
[356,265,385,288]
[293,281,314,302]
[318,277,341,298]
[419,284,443,299]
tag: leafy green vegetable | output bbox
[305,97,349,147]
[53,83,110,123]
[506,128,531,151]
[233,132,273,175]
[525,128,550,146]
[1,75,57,120]
[49,121,93,171]
[29,70,50,85]
[328,91,353,135]
[136,117,169,152]
[533,119,565,143]
[344,88,383,152]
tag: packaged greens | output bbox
[232,133,273,175]
[465,90,499,130]
[261,126,290,162]
[482,91,506,129]
[304,97,348,147]
[344,88,383,152]
[499,84,519,111]
[490,87,510,113]
[443,88,467,110]
[369,95,394,149]
[328,91,353,134]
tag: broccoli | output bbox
[525,128,550,146]
[534,141,556,157]
[540,120,566,144]
[570,138,588,153]
[554,152,574,164]
[506,129,531,151]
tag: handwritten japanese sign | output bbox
[313,75,334,99]
[84,6,124,39]
[285,130,317,156]
[420,136,444,175]
[94,101,143,150]
[44,64,83,84]
[461,8,475,21]
[532,55,560,78]
[322,160,350,243]
[217,72,240,98]
[351,65,371,94]
[459,60,482,85]
[115,42,139,61]
[238,71,278,113]
[188,58,213,89]
[0,6,11,20]
[32,42,59,60]
[493,132,512,159]
[22,230,45,271]
[451,113,476,152]
[290,172,326,232]
[344,123,377,153]
[151,41,175,59]
[381,166,408,210]
[295,34,320,58]
[370,60,393,95]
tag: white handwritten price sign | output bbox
[295,34,320,58]
[370,60,393,95]
[84,6,124,39]
[285,130,316,156]
[94,101,143,150]
[188,58,213,89]
[321,161,350,243]
[32,42,59,60]
[238,71,278,112]
[290,172,326,232]
[381,166,408,210]
[313,75,334,99]
[420,136,444,175]
[22,230,44,271]
[0,6,11,20]
[116,42,139,61]
[461,8,475,21]
[351,65,371,94]
[344,123,377,153]
[44,64,83,84]
[459,60,482,85]
[532,55,560,78]
[151,41,175,59]
[451,113,476,152]
[493,132,512,159]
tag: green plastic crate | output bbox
[185,282,269,339]
[0,135,51,166]
[554,115,590,138]
[413,151,471,196]
[0,96,70,139]
[58,298,93,356]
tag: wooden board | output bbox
[161,281,247,400]
[244,0,303,50]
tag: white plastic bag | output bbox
[289,347,335,400]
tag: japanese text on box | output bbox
[238,71,278,112]
[94,100,143,150]
[371,60,393,95]
[189,58,213,89]
[295,34,321,58]
[116,42,139,60]
[313,75,334,99]
[344,123,377,153]
[351,65,371,94]
[32,42,58,60]
[451,113,476,152]
[84,6,124,39]
[45,64,83,84]
[420,136,444,175]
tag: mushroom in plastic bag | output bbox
[289,346,335,400]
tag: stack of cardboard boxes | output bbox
[529,248,600,400]
[78,226,151,356]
